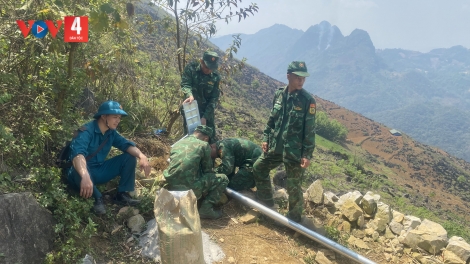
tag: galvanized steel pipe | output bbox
[225,188,377,264]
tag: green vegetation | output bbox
[315,112,348,142]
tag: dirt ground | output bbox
[202,199,372,264]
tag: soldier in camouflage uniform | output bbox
[211,138,262,191]
[181,51,220,143]
[164,125,228,219]
[253,61,316,222]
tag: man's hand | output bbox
[262,142,269,153]
[200,117,207,125]
[183,96,194,104]
[300,158,310,168]
[80,175,94,199]
[139,156,151,177]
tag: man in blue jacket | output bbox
[67,101,151,214]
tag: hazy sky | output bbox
[214,0,470,52]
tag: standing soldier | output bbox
[164,125,228,219]
[211,138,262,191]
[181,51,220,143]
[253,61,316,223]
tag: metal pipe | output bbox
[225,188,377,264]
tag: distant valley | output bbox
[211,21,470,161]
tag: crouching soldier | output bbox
[67,101,151,215]
[164,125,228,219]
[211,138,262,191]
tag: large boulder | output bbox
[0,193,56,264]
[401,219,448,254]
[335,191,363,211]
[375,202,392,224]
[306,180,323,204]
[340,200,363,222]
[360,191,380,215]
[323,191,338,207]
[446,236,470,263]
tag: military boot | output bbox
[198,202,222,219]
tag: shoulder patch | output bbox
[309,104,316,115]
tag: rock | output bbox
[117,206,139,218]
[348,236,370,249]
[228,257,236,263]
[384,247,394,253]
[384,252,392,261]
[273,188,288,200]
[384,227,396,239]
[0,193,56,264]
[300,216,326,236]
[336,191,363,209]
[360,191,380,215]
[375,202,392,224]
[367,217,388,233]
[306,180,324,204]
[323,191,338,207]
[341,221,351,233]
[446,236,470,262]
[352,229,365,239]
[357,215,365,228]
[365,228,375,236]
[127,214,146,233]
[240,209,261,224]
[403,215,422,231]
[443,250,466,264]
[401,219,448,255]
[392,210,405,223]
[315,251,333,264]
[340,200,363,222]
[372,231,380,241]
[389,220,404,235]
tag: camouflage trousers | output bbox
[253,152,305,222]
[227,165,256,191]
[181,107,217,144]
[166,173,228,205]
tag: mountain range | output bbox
[211,21,470,161]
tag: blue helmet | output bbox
[93,101,128,119]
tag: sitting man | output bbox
[211,138,262,191]
[164,125,228,219]
[67,100,151,215]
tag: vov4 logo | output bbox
[16,16,88,42]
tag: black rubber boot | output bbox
[113,192,140,206]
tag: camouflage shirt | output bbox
[215,138,262,175]
[163,135,214,187]
[181,60,221,123]
[263,86,316,162]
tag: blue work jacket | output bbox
[69,120,136,165]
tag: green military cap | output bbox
[195,125,213,139]
[203,51,219,71]
[287,61,310,77]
